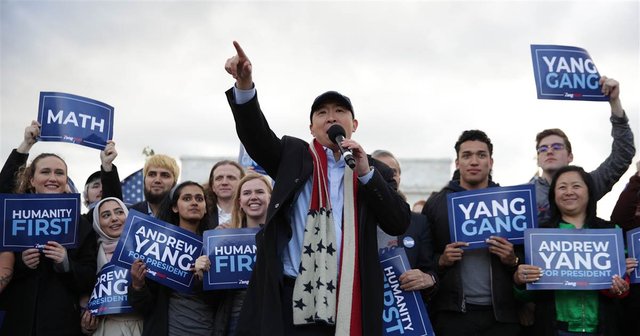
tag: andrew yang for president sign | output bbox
[37,92,114,150]
[0,193,80,251]
[203,228,259,290]
[530,45,606,101]
[111,210,202,293]
[525,228,625,290]
[447,184,537,249]
[87,263,134,316]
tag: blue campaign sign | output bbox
[625,227,640,284]
[111,210,203,293]
[447,184,537,249]
[203,228,259,290]
[530,45,607,101]
[0,193,80,251]
[87,262,134,316]
[37,92,114,150]
[380,248,434,336]
[525,228,625,290]
[238,144,267,175]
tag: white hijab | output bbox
[92,197,129,270]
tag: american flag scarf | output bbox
[292,139,361,335]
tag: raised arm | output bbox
[0,121,40,193]
[224,41,283,177]
[590,76,635,200]
[100,140,123,200]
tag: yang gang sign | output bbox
[447,184,537,249]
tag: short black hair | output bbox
[454,130,493,157]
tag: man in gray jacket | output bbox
[531,75,635,224]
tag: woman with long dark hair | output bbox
[514,165,635,336]
[128,181,218,336]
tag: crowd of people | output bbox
[0,40,637,336]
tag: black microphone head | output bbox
[326,124,346,144]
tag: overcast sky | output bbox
[1,0,638,218]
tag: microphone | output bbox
[327,124,356,169]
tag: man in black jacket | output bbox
[372,149,437,301]
[225,41,410,336]
[422,130,520,336]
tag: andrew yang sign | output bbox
[87,263,134,316]
[37,92,114,150]
[530,45,606,101]
[111,210,203,292]
[525,228,625,290]
[0,193,80,251]
[447,185,537,249]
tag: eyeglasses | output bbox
[537,143,565,154]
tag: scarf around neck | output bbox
[292,139,361,335]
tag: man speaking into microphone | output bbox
[224,41,410,336]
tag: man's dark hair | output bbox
[454,130,493,156]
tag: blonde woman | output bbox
[215,173,272,335]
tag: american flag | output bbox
[121,169,144,206]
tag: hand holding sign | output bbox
[130,259,147,290]
[609,274,630,296]
[42,241,67,264]
[513,264,543,286]
[626,258,638,276]
[438,242,468,267]
[100,140,118,172]
[599,76,625,118]
[399,269,435,292]
[486,236,517,266]
[22,248,40,269]
[18,120,41,154]
[191,255,211,281]
[599,76,620,100]
[81,309,98,334]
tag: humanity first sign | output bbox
[530,45,607,101]
[203,228,259,290]
[111,210,203,293]
[37,92,114,150]
[87,263,134,316]
[0,193,80,251]
[447,185,537,249]
[525,228,625,290]
[380,248,434,336]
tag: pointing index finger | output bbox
[233,41,247,58]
